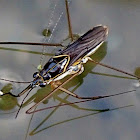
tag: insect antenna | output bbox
[15,87,33,118]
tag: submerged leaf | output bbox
[1,83,13,93]
[135,67,140,77]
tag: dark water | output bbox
[0,0,140,140]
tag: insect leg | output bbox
[0,42,63,47]
[65,0,73,41]
[59,87,136,100]
[26,73,79,114]
[89,71,137,80]
[87,57,140,79]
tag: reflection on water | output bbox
[29,105,133,136]
[0,43,107,111]
[0,0,140,140]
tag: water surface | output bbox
[0,0,140,140]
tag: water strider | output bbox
[0,0,139,118]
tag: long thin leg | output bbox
[27,81,109,114]
[89,71,137,80]
[0,42,63,47]
[26,86,135,114]
[59,87,135,100]
[0,46,54,56]
[65,0,73,41]
[88,57,140,79]
[26,73,78,114]
[26,69,136,114]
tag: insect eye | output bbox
[33,72,38,78]
[49,58,53,62]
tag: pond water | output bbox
[0,0,140,140]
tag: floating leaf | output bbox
[42,29,51,37]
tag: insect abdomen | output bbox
[61,25,108,67]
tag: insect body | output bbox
[0,25,109,117]
[0,0,138,117]
[32,25,108,88]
